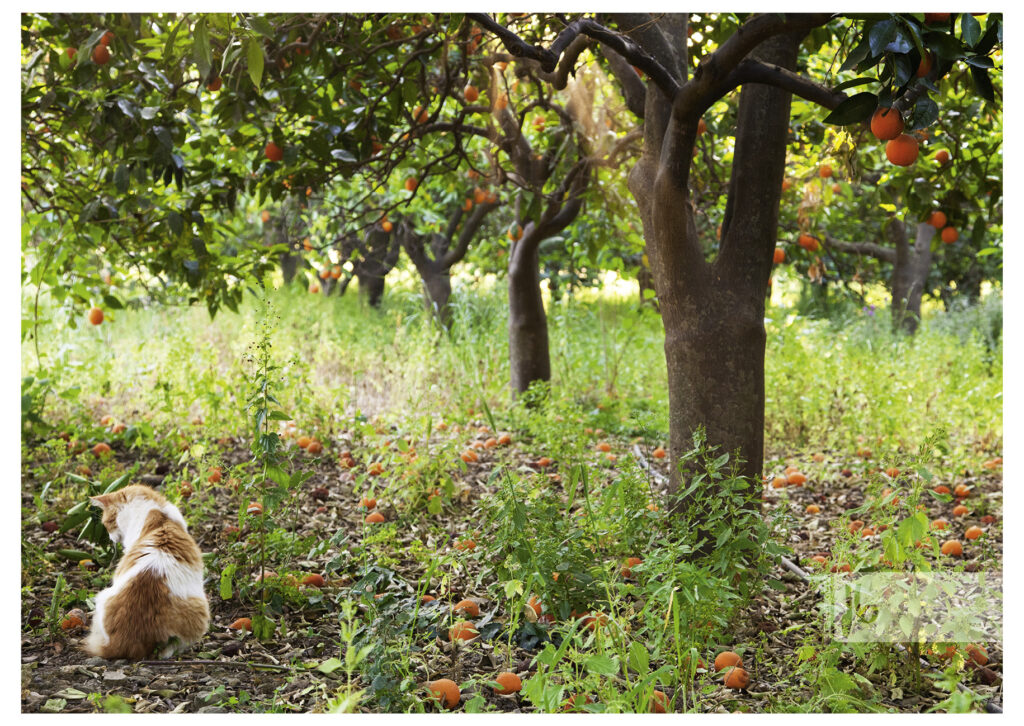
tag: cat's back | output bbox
[117,508,205,597]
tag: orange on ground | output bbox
[724,666,750,690]
[536,457,553,467]
[885,467,900,478]
[870,107,905,141]
[454,538,476,551]
[497,433,512,445]
[650,689,669,713]
[483,437,498,448]
[771,476,787,489]
[927,210,947,228]
[714,651,743,672]
[91,442,111,457]
[306,439,323,455]
[773,247,785,264]
[428,678,460,709]
[981,515,995,524]
[966,644,988,666]
[885,134,919,166]
[952,504,969,517]
[264,141,284,162]
[527,596,542,617]
[360,497,377,509]
[652,446,667,459]
[453,599,480,617]
[494,671,522,695]
[229,617,252,631]
[247,501,263,515]
[934,485,951,495]
[296,436,311,449]
[787,471,807,486]
[421,594,435,603]
[954,484,971,498]
[965,526,983,540]
[302,573,325,588]
[941,227,958,244]
[941,539,963,556]
[849,520,865,533]
[596,441,611,452]
[563,694,593,712]
[448,620,479,642]
[621,556,643,578]
[931,519,949,530]
[365,512,386,524]
[806,504,821,515]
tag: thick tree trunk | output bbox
[508,241,550,394]
[358,273,386,308]
[280,252,300,284]
[422,270,453,327]
[891,219,935,334]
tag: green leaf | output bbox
[317,657,344,675]
[246,37,264,90]
[219,563,236,600]
[833,76,877,92]
[584,654,619,677]
[628,640,650,675]
[823,92,878,126]
[192,17,212,79]
[970,66,995,102]
[330,149,356,162]
[960,13,981,48]
[252,613,276,640]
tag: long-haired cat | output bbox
[84,484,209,659]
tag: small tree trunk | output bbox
[422,270,453,328]
[358,273,386,308]
[508,241,550,394]
[891,220,935,334]
[280,252,300,284]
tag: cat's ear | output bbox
[90,494,115,509]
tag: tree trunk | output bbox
[280,251,300,284]
[891,219,935,334]
[358,273,386,308]
[422,270,453,327]
[508,239,550,394]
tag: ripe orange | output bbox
[849,520,865,533]
[870,107,904,141]
[366,512,386,524]
[302,573,325,588]
[782,179,792,192]
[264,141,284,162]
[966,644,988,666]
[296,436,311,449]
[596,441,611,452]
[819,165,833,178]
[88,307,104,325]
[413,105,429,124]
[621,556,643,578]
[924,13,950,23]
[927,210,947,228]
[428,678,460,709]
[247,501,263,515]
[714,651,743,671]
[940,226,958,244]
[981,515,995,524]
[723,666,750,690]
[652,446,667,458]
[229,617,253,631]
[405,177,418,192]
[954,484,971,498]
[208,467,222,484]
[494,671,522,695]
[940,539,963,556]
[885,134,919,166]
[806,504,821,515]
[66,48,77,59]
[462,198,473,211]
[952,504,969,517]
[306,439,323,455]
[931,519,949,530]
[916,51,934,78]
[771,476,787,489]
[493,93,508,111]
[563,694,593,712]
[507,225,523,241]
[99,30,114,46]
[60,614,85,631]
[965,526,983,540]
[810,555,828,566]
[455,538,476,551]
[934,485,951,495]
[649,689,669,713]
[497,433,512,445]
[798,234,820,252]
[91,442,111,457]
[92,44,111,65]
[536,456,553,468]
[448,620,479,642]
[787,471,807,486]
[773,247,785,264]
[934,149,950,165]
[207,76,222,92]
[421,594,436,603]
[580,613,608,631]
[464,85,479,103]
[526,595,542,617]
[697,118,707,136]
[381,220,393,233]
[260,210,271,223]
[453,599,480,617]
[360,497,377,509]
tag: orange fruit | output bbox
[927,210,947,228]
[60,614,85,631]
[92,44,111,65]
[580,613,608,631]
[787,471,807,486]
[806,504,821,515]
[931,519,949,530]
[462,198,473,211]
[849,520,865,533]
[261,210,271,223]
[981,515,996,525]
[366,512,386,524]
[360,497,377,509]
[870,107,904,141]
[306,439,323,455]
[454,538,476,551]
[381,219,393,232]
[934,149,950,165]
[413,105,429,124]
[952,504,969,517]
[933,485,951,495]
[229,617,253,631]
[421,594,436,603]
[296,436,311,449]
[798,234,820,252]
[428,678,460,709]
[483,437,498,448]
[773,247,785,264]
[179,482,193,499]
[536,457,553,468]
[723,666,750,690]
[771,476,787,489]
[652,446,667,459]
[448,621,479,642]
[596,441,611,452]
[954,484,971,498]
[247,501,263,515]
[924,13,950,23]
[885,134,919,166]
[302,573,325,588]
[940,539,963,556]
[91,442,111,457]
[782,179,792,191]
[916,51,933,77]
[831,183,841,193]
[497,433,512,445]
[494,93,508,111]
[206,76,222,92]
[66,47,77,59]
[473,187,487,204]
[965,526,983,540]
[99,31,114,46]
[464,85,479,103]
[819,165,833,178]
[563,694,593,712]
[87,307,104,325]
[941,226,958,244]
[405,177,418,192]
[885,467,900,478]
[453,599,480,617]
[697,118,707,136]
[526,596,542,617]
[810,555,828,566]
[714,651,743,671]
[649,689,669,713]
[264,141,284,162]
[621,556,643,578]
[493,671,522,695]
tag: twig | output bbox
[136,659,294,672]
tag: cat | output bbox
[84,484,209,660]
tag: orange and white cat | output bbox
[85,485,209,659]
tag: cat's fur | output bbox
[84,485,209,659]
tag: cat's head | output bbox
[90,484,181,544]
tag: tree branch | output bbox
[729,59,847,109]
[602,46,646,118]
[442,199,500,269]
[825,237,897,264]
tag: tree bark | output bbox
[890,219,935,334]
[508,231,551,394]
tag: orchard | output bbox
[21,12,1001,714]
